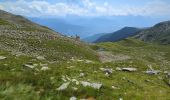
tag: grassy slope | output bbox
[0,39,170,100]
[0,16,98,61]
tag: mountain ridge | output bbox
[94,27,141,43]
[135,20,170,44]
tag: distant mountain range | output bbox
[94,27,141,43]
[83,20,170,45]
[82,33,107,43]
[29,16,164,38]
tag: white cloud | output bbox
[0,0,170,17]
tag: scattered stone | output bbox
[116,67,137,72]
[116,67,122,71]
[164,71,168,74]
[41,67,50,71]
[105,72,110,77]
[0,56,6,60]
[145,79,151,82]
[70,96,77,100]
[94,71,97,73]
[36,56,45,60]
[57,82,70,91]
[66,76,71,81]
[111,86,120,89]
[50,77,55,80]
[4,64,8,66]
[80,81,102,89]
[79,73,85,77]
[33,64,38,67]
[122,68,137,72]
[71,79,79,85]
[168,73,170,78]
[40,63,48,67]
[61,76,67,82]
[145,70,160,75]
[148,65,154,70]
[72,87,78,91]
[23,63,35,69]
[100,67,113,76]
[100,68,113,74]
[91,83,102,89]
[67,66,75,69]
[168,80,170,86]
[81,81,91,87]
[119,98,123,100]
[35,68,40,72]
[85,60,94,64]
[14,52,24,57]
[122,77,126,80]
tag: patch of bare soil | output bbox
[98,51,131,63]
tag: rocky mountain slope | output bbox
[135,21,170,44]
[94,27,141,43]
[0,10,98,61]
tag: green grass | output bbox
[0,19,10,25]
[0,39,170,99]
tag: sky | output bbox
[0,0,170,37]
[0,0,170,18]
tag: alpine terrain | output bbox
[0,10,170,100]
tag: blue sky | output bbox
[0,0,170,37]
[0,0,170,18]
